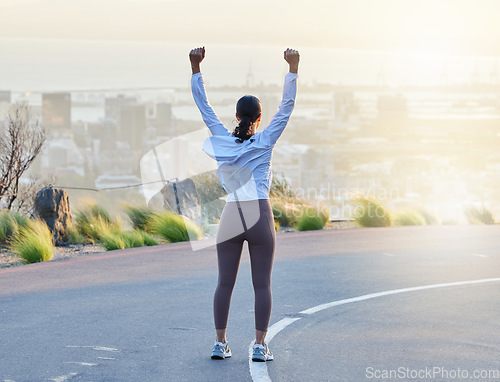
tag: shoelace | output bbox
[254,346,266,355]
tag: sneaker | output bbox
[252,343,274,362]
[211,341,232,359]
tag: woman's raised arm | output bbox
[260,48,300,145]
[190,47,232,137]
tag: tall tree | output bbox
[0,103,46,210]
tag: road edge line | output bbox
[249,277,500,382]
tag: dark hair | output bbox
[232,95,261,142]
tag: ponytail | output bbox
[233,117,254,142]
[232,95,262,143]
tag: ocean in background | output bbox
[1,38,499,92]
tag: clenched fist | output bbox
[284,48,300,74]
[189,46,205,74]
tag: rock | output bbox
[34,187,72,245]
[158,178,201,224]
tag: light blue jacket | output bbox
[192,71,298,202]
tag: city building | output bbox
[120,103,146,152]
[105,94,137,125]
[0,90,10,116]
[155,102,173,136]
[376,94,408,135]
[42,92,72,135]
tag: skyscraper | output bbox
[42,92,71,134]
[105,94,136,124]
[120,103,146,152]
[155,102,173,136]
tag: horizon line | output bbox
[2,36,500,61]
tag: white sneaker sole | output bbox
[252,352,273,362]
[211,351,232,359]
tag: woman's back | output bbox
[192,67,298,202]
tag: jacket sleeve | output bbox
[260,72,298,146]
[191,72,232,137]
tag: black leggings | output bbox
[214,199,276,332]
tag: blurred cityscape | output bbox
[1,62,499,222]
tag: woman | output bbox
[190,46,299,362]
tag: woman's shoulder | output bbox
[251,131,278,148]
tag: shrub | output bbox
[296,208,325,231]
[318,204,330,225]
[124,205,156,231]
[271,200,301,227]
[101,231,144,251]
[120,230,146,248]
[352,197,392,227]
[201,198,226,225]
[192,171,227,224]
[138,231,159,246]
[0,210,28,243]
[101,232,127,251]
[100,230,159,251]
[464,205,495,225]
[149,212,202,243]
[394,210,427,226]
[77,215,112,242]
[270,172,295,198]
[75,204,121,241]
[85,204,112,224]
[65,223,87,244]
[414,207,439,225]
[11,210,29,227]
[9,219,53,264]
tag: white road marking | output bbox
[248,352,271,382]
[97,357,115,360]
[300,278,500,315]
[49,373,78,382]
[66,346,119,352]
[381,252,396,257]
[92,346,119,352]
[249,277,500,382]
[265,317,302,343]
[472,253,488,258]
[248,317,300,382]
[63,362,97,366]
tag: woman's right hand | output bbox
[284,48,300,74]
[189,47,205,74]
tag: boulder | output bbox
[34,187,72,245]
[158,178,201,224]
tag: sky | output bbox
[1,0,500,57]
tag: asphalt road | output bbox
[1,225,499,382]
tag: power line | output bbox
[0,179,174,198]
